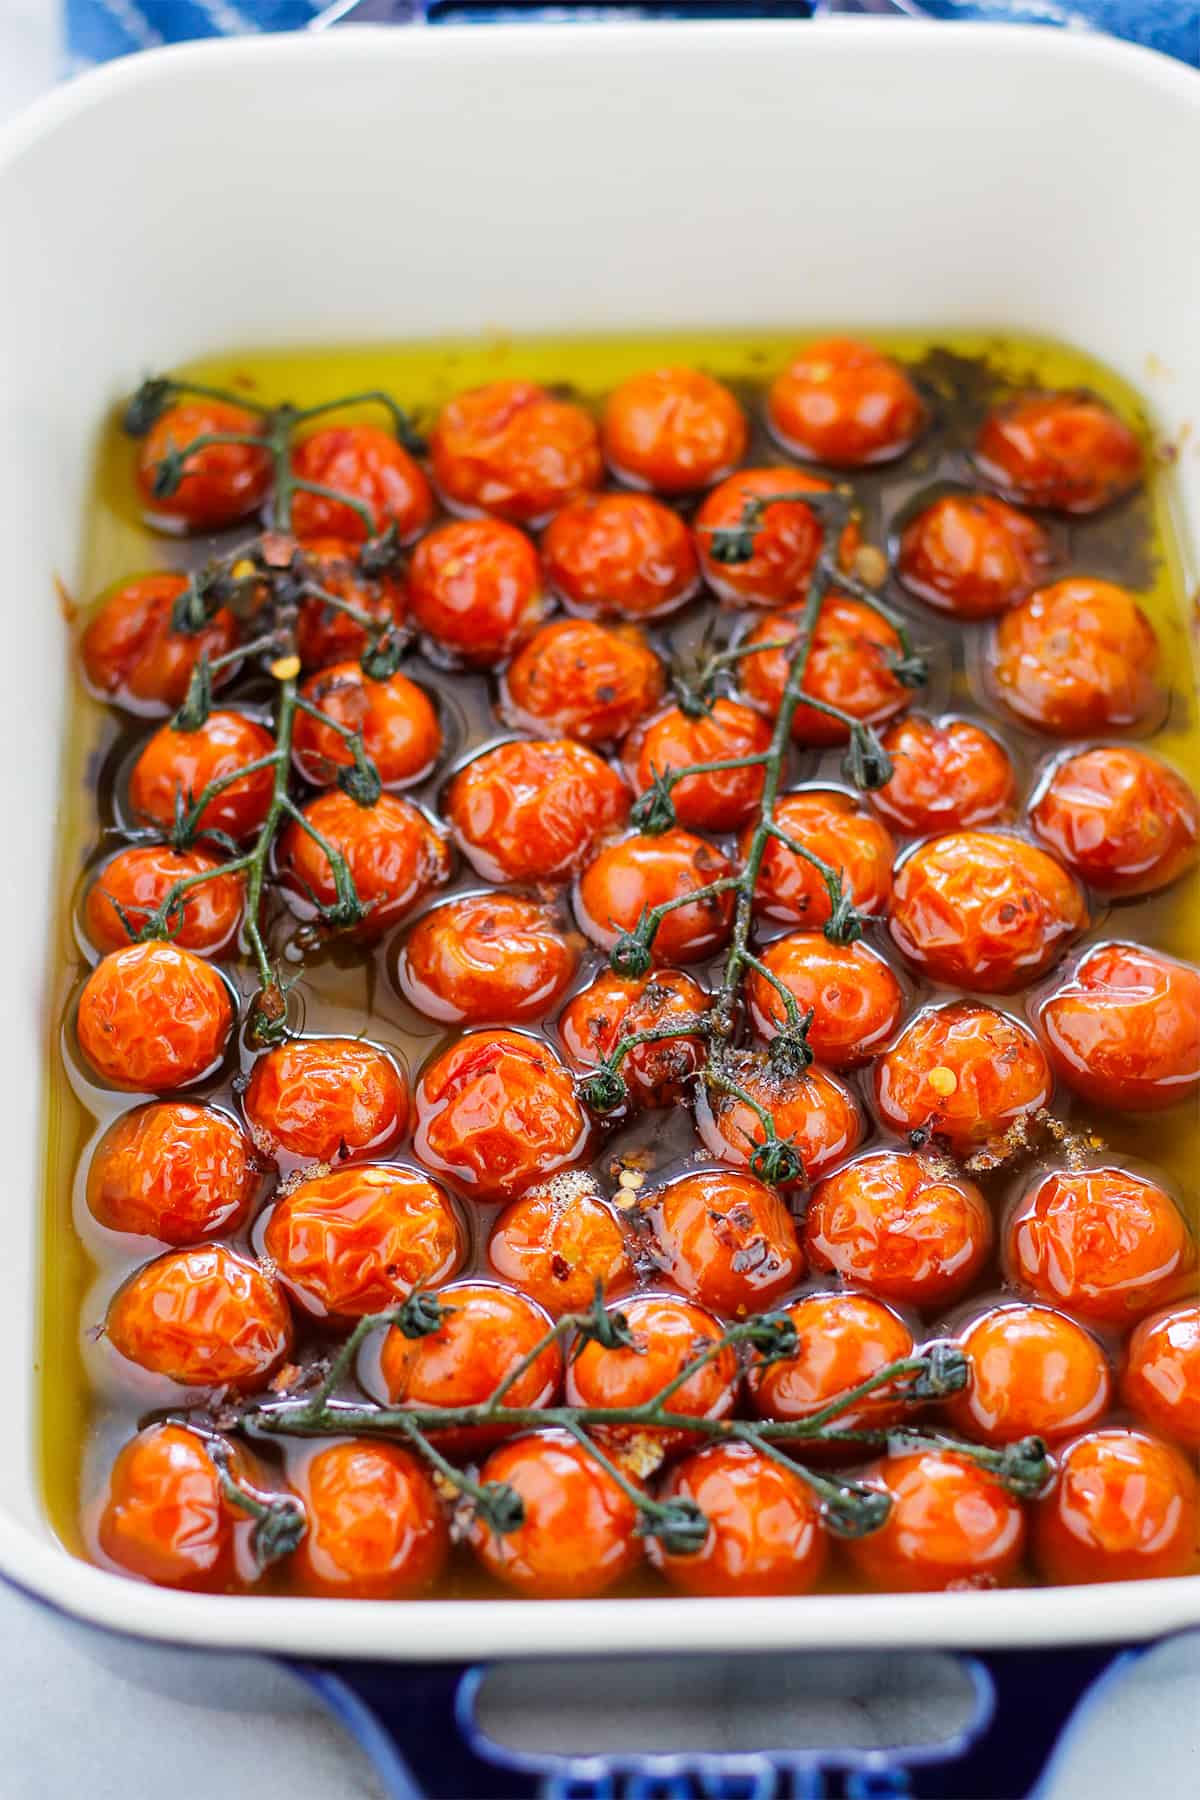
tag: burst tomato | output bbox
[408,517,546,665]
[602,366,746,494]
[294,538,407,670]
[895,492,1052,619]
[81,573,239,714]
[129,710,276,843]
[290,423,433,544]
[565,1293,738,1456]
[86,1102,259,1244]
[693,467,859,608]
[625,698,771,832]
[738,597,911,745]
[503,619,664,745]
[243,1036,408,1166]
[97,1424,240,1590]
[557,967,709,1107]
[294,1442,448,1599]
[651,1442,827,1597]
[398,892,578,1024]
[446,738,629,884]
[649,1169,804,1316]
[276,789,450,934]
[1121,1304,1200,1450]
[1029,747,1200,897]
[431,380,602,525]
[576,829,735,964]
[975,391,1143,514]
[872,1002,1052,1153]
[291,661,441,789]
[106,1244,292,1390]
[1035,942,1200,1112]
[542,491,699,620]
[946,1304,1111,1446]
[137,400,272,531]
[488,1177,634,1317]
[694,1055,862,1188]
[76,941,233,1091]
[989,579,1162,736]
[748,788,894,928]
[805,1151,991,1309]
[870,715,1017,837]
[745,934,904,1070]
[83,846,244,957]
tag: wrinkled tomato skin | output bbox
[76,941,233,1092]
[693,468,859,608]
[895,492,1052,619]
[263,1164,464,1322]
[746,934,904,1070]
[989,579,1162,736]
[398,892,579,1025]
[105,1244,293,1391]
[542,491,700,621]
[276,790,450,935]
[749,1291,916,1443]
[625,699,771,832]
[137,401,272,531]
[975,391,1143,514]
[566,1293,739,1456]
[557,968,709,1107]
[1029,747,1200,897]
[292,661,441,790]
[86,1102,259,1244]
[739,598,910,745]
[651,1442,827,1598]
[408,518,546,665]
[870,716,1017,838]
[846,1451,1026,1593]
[414,1030,590,1204]
[649,1169,804,1316]
[888,830,1087,993]
[471,1429,644,1599]
[805,1151,991,1310]
[694,1057,862,1189]
[430,380,602,525]
[129,710,276,843]
[294,538,407,670]
[290,424,433,544]
[96,1424,239,1591]
[1005,1166,1195,1326]
[1033,1429,1199,1585]
[243,1036,408,1167]
[503,619,664,746]
[293,1441,448,1599]
[446,738,630,885]
[83,846,244,958]
[872,1002,1052,1153]
[81,574,239,714]
[748,789,895,928]
[767,338,925,469]
[602,366,747,495]
[1035,942,1200,1112]
[1121,1304,1200,1450]
[945,1304,1111,1446]
[576,829,735,964]
[488,1180,634,1317]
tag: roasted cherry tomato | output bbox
[945,1304,1111,1446]
[76,941,233,1091]
[106,1243,292,1390]
[470,1428,643,1599]
[870,715,1017,837]
[97,1424,240,1590]
[693,468,858,608]
[408,518,546,665]
[1029,747,1200,897]
[1033,1429,1198,1584]
[895,492,1052,619]
[566,1293,738,1455]
[649,1169,803,1316]
[651,1442,827,1597]
[694,1055,862,1188]
[81,573,239,714]
[602,366,747,495]
[745,934,904,1070]
[975,391,1143,514]
[542,491,699,620]
[446,738,630,885]
[291,661,441,789]
[128,710,276,843]
[488,1176,634,1316]
[277,790,450,935]
[576,829,735,964]
[503,619,664,745]
[294,1441,448,1599]
[430,380,602,525]
[557,967,709,1107]
[989,579,1162,736]
[1121,1304,1200,1450]
[739,597,911,746]
[749,788,895,929]
[398,892,579,1024]
[263,1164,463,1321]
[290,423,433,544]
[1005,1166,1195,1326]
[414,1030,590,1203]
[767,339,924,468]
[1036,942,1200,1113]
[137,400,272,531]
[888,831,1086,992]
[83,846,243,957]
[624,698,771,832]
[748,1291,916,1441]
[294,537,408,670]
[872,1002,1052,1153]
[846,1450,1026,1593]
[805,1151,991,1309]
[243,1036,408,1166]
[86,1102,259,1244]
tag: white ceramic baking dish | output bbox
[1,16,1198,1659]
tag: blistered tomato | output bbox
[975,391,1143,514]
[1029,747,1200,897]
[243,1036,408,1165]
[97,1424,239,1590]
[398,892,579,1024]
[602,366,746,494]
[749,789,894,929]
[1036,942,1200,1112]
[137,400,271,531]
[649,1169,803,1315]
[846,1451,1026,1593]
[805,1151,991,1309]
[749,1291,916,1440]
[81,573,239,714]
[83,846,244,957]
[624,699,771,832]
[294,1442,448,1599]
[1121,1304,1200,1449]
[294,538,407,670]
[945,1305,1111,1445]
[693,468,858,608]
[745,934,904,1069]
[470,1429,644,1598]
[503,619,664,745]
[895,491,1052,618]
[290,423,433,544]
[488,1176,634,1316]
[989,580,1162,736]
[738,598,911,745]
[694,1055,862,1187]
[106,1244,292,1390]
[576,829,735,964]
[557,968,709,1107]
[430,380,602,525]
[128,710,276,843]
[872,1002,1052,1153]
[1033,1429,1198,1584]
[651,1442,827,1597]
[446,738,630,884]
[768,339,924,468]
[566,1293,738,1455]
[76,941,233,1091]
[291,661,441,789]
[542,491,699,620]
[869,716,1017,837]
[277,790,450,934]
[87,1102,259,1244]
[408,518,546,665]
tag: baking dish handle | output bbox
[294,1642,1143,1798]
